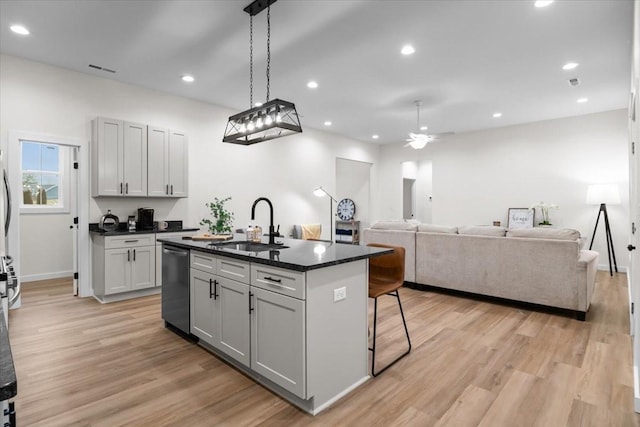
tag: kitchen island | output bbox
[158,235,391,415]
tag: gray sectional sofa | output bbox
[362,222,599,320]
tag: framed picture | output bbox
[508,208,534,229]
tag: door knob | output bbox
[628,244,637,251]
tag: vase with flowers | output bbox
[530,201,558,226]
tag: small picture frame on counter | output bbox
[507,208,534,229]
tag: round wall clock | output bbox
[336,198,356,221]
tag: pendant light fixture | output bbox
[223,0,302,145]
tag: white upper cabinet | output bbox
[147,126,188,198]
[123,121,148,197]
[93,117,187,198]
[92,117,148,197]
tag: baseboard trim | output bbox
[596,264,628,273]
[404,281,587,321]
[21,271,73,283]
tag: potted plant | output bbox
[200,196,235,235]
[530,201,558,226]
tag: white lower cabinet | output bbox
[190,269,218,344]
[251,286,305,397]
[189,251,306,398]
[217,277,251,366]
[93,234,156,299]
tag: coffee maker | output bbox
[137,208,154,230]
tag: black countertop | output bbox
[158,235,391,272]
[90,220,199,236]
[0,305,17,401]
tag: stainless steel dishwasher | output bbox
[161,244,192,338]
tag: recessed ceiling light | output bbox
[181,75,194,83]
[401,45,415,56]
[493,112,502,118]
[324,121,332,126]
[372,134,379,140]
[534,0,554,7]
[420,126,428,131]
[307,81,318,89]
[577,98,588,103]
[562,62,579,70]
[10,24,29,35]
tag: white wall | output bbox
[336,158,372,233]
[0,54,380,277]
[377,109,630,269]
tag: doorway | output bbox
[403,178,415,220]
[7,130,90,300]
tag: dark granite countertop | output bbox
[90,220,199,236]
[0,305,17,400]
[158,234,391,272]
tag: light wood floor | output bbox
[7,272,640,426]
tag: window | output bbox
[21,141,69,213]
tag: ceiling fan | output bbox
[404,101,453,149]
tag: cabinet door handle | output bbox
[249,291,254,314]
[170,184,174,195]
[209,279,219,299]
[127,249,130,262]
[126,182,129,194]
[133,249,136,261]
[120,183,123,194]
[166,184,169,195]
[264,276,282,283]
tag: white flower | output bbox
[530,202,558,225]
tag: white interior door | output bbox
[71,147,79,295]
[631,79,640,413]
[630,1,639,413]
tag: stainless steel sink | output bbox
[212,241,289,252]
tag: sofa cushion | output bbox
[457,225,506,237]
[418,224,458,234]
[370,221,418,231]
[506,228,580,241]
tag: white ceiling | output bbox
[0,0,634,145]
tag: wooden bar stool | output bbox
[367,243,412,377]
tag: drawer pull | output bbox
[264,276,282,283]
[125,240,139,243]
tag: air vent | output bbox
[568,77,580,87]
[88,64,116,74]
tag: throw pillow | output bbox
[506,228,581,241]
[458,225,507,237]
[418,224,458,234]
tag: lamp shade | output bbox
[586,184,621,205]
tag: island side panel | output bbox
[306,259,369,411]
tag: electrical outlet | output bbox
[333,286,346,302]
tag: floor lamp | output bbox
[586,184,620,276]
[313,186,337,242]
